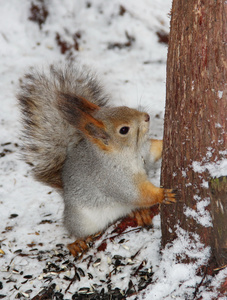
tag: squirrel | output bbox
[18,64,176,256]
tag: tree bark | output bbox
[161,0,226,269]
[209,177,227,267]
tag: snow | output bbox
[0,0,226,299]
[184,197,212,228]
[218,91,223,99]
[192,158,227,177]
[143,226,211,299]
[192,148,227,178]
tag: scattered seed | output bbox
[44,213,52,217]
[27,243,36,248]
[54,291,64,300]
[62,259,70,265]
[1,142,11,146]
[9,214,18,219]
[75,271,80,282]
[12,285,19,291]
[118,239,125,244]
[63,275,71,281]
[14,249,22,254]
[29,248,38,251]
[55,285,60,291]
[114,259,122,267]
[6,278,17,283]
[39,219,53,224]
[122,244,130,250]
[113,255,123,260]
[21,292,29,298]
[78,287,90,293]
[3,226,13,233]
[107,257,112,265]
[92,258,101,267]
[38,274,44,280]
[77,268,85,277]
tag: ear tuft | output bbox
[58,93,101,127]
[60,93,100,114]
[57,93,109,146]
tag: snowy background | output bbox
[0,0,226,299]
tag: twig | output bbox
[193,266,207,299]
[65,264,79,293]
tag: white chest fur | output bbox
[78,203,133,236]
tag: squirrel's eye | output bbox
[119,126,130,135]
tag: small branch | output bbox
[65,264,80,293]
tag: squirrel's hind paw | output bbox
[67,232,102,257]
[163,189,178,204]
[67,238,90,257]
[130,208,156,227]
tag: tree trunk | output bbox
[161,0,226,270]
[209,177,227,267]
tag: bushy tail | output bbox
[18,64,109,189]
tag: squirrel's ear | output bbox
[58,93,109,145]
[58,93,100,125]
[84,122,110,145]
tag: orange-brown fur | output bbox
[150,139,163,162]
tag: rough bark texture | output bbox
[161,0,226,269]
[209,177,227,267]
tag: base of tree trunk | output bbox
[209,176,227,268]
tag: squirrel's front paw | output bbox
[163,189,178,204]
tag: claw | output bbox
[67,239,89,257]
[163,188,178,204]
[67,232,103,257]
[131,208,154,227]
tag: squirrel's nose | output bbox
[144,113,150,122]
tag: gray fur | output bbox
[63,138,145,237]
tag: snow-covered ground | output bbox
[0,0,226,299]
